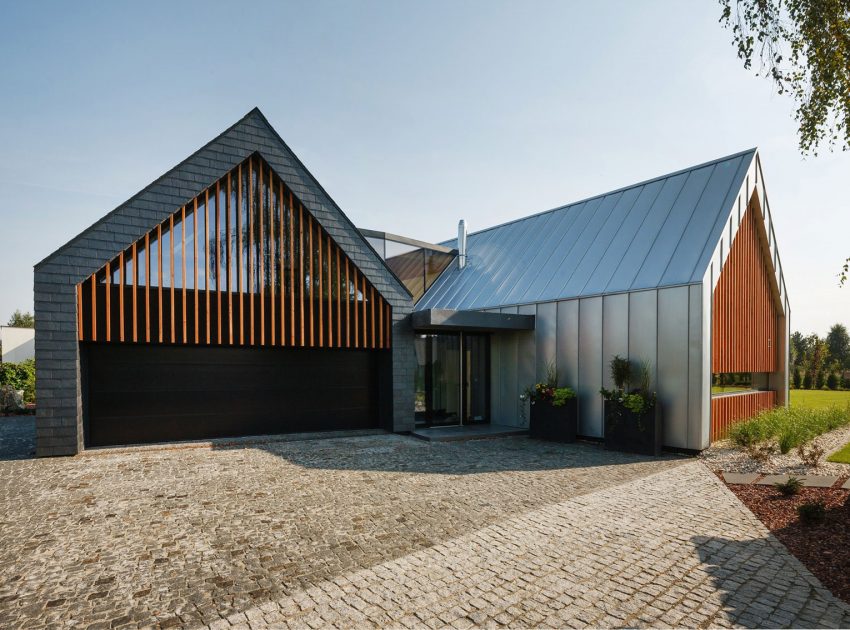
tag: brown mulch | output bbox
[727,480,850,605]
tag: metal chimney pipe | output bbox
[457,220,467,269]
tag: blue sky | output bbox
[1,1,847,335]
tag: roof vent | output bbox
[457,220,468,270]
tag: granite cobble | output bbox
[1,421,849,628]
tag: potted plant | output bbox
[522,365,578,443]
[600,355,662,455]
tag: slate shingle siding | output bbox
[34,109,415,456]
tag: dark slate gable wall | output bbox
[34,108,415,456]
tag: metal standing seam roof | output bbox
[416,149,757,312]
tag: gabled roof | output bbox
[35,108,412,302]
[416,149,757,311]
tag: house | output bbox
[33,109,789,456]
[0,326,35,363]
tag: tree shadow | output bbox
[212,431,686,475]
[691,533,849,628]
[0,415,35,461]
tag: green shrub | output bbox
[798,501,826,524]
[609,355,631,391]
[728,404,850,453]
[803,371,813,389]
[792,367,802,389]
[775,476,803,496]
[815,371,825,390]
[827,372,839,390]
[0,359,35,403]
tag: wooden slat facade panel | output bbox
[711,391,776,441]
[712,198,779,373]
[711,196,781,439]
[77,153,391,350]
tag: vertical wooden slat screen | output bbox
[248,158,255,346]
[711,391,776,441]
[76,153,391,351]
[105,262,112,343]
[710,195,781,439]
[131,243,137,343]
[712,198,779,373]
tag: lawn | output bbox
[827,442,850,464]
[790,389,850,410]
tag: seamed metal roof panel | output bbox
[416,149,756,311]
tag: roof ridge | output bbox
[440,147,758,245]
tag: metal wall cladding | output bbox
[487,287,705,448]
[577,297,603,437]
[417,150,755,313]
[535,302,557,380]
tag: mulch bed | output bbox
[727,480,850,604]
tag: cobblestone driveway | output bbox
[1,420,848,629]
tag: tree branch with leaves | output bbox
[719,0,850,155]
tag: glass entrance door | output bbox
[414,332,490,427]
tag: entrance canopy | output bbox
[412,308,535,332]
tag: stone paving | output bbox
[1,419,849,628]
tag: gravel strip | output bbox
[700,424,850,475]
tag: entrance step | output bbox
[411,424,528,443]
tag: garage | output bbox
[82,343,380,447]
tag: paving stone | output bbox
[843,478,850,490]
[722,472,760,485]
[800,475,840,488]
[3,426,849,629]
[756,474,792,485]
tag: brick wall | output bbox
[34,108,414,456]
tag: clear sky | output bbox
[1,1,847,335]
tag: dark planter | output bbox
[529,398,578,443]
[603,399,663,456]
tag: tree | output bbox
[803,370,814,389]
[790,331,807,367]
[826,324,850,369]
[719,0,850,154]
[793,366,803,389]
[809,337,830,386]
[7,310,34,328]
[827,371,840,389]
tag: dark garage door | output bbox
[82,343,380,447]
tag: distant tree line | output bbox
[790,324,850,390]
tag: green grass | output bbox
[791,389,850,410]
[728,403,850,454]
[826,442,850,464]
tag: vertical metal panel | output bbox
[556,299,579,388]
[701,270,713,447]
[628,290,657,389]
[517,304,536,398]
[499,306,520,427]
[535,301,556,380]
[489,331,503,424]
[601,293,628,390]
[657,286,689,449]
[687,283,705,450]
[577,296,603,437]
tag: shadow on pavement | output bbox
[213,432,687,475]
[0,415,36,461]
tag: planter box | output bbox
[530,398,578,443]
[603,399,663,456]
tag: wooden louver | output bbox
[77,153,392,350]
[711,196,779,374]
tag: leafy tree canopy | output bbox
[827,323,850,369]
[7,310,34,328]
[719,0,850,154]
